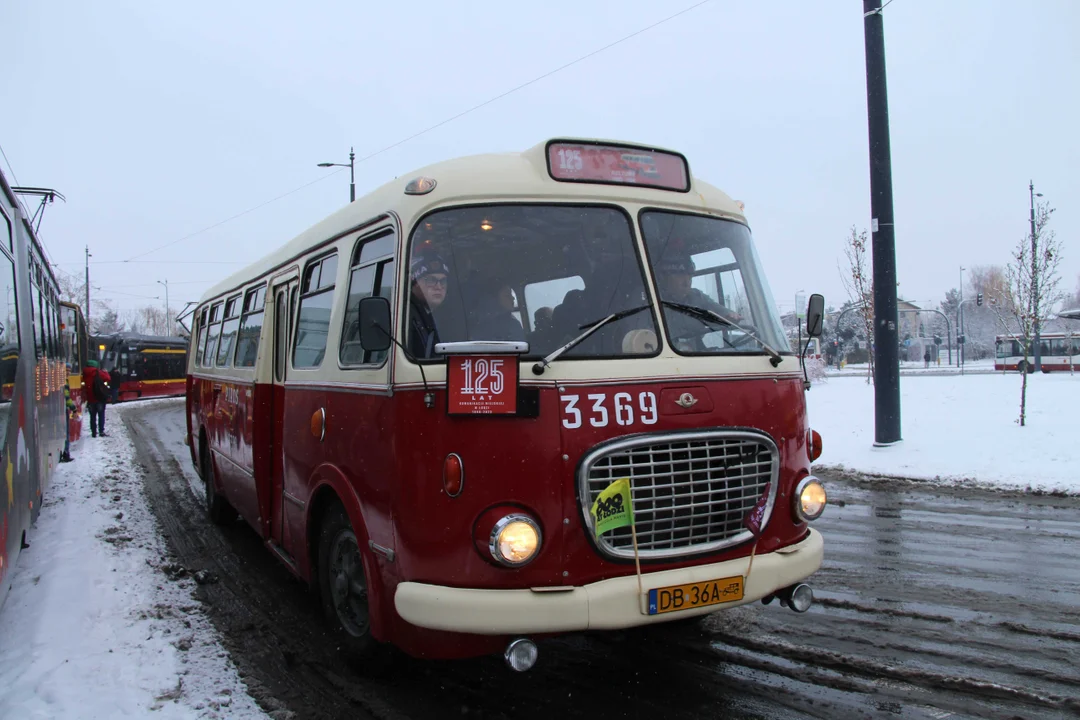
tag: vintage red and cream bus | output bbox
[187,139,827,669]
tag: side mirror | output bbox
[358,296,392,352]
[805,294,825,338]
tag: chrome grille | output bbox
[579,431,778,560]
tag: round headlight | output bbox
[793,476,827,522]
[489,514,542,567]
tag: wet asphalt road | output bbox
[123,400,1080,720]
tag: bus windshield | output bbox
[406,205,659,361]
[640,211,790,355]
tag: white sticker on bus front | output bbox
[560,392,658,429]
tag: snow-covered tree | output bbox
[994,201,1063,426]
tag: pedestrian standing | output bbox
[81,359,111,438]
[923,347,931,369]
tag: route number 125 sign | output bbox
[446,356,518,415]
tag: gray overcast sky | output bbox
[5,0,1078,319]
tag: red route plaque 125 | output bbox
[446,355,519,415]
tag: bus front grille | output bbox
[579,430,779,560]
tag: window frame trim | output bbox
[338,226,397,370]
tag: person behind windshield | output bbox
[408,254,450,359]
[655,253,743,350]
[469,280,526,342]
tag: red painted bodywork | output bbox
[189,370,812,660]
[115,378,186,403]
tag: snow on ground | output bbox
[809,370,1080,494]
[0,404,267,720]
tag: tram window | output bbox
[234,284,267,368]
[216,294,242,367]
[0,246,20,420]
[203,301,224,367]
[195,307,208,367]
[341,230,396,366]
[294,253,338,368]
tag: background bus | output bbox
[995,332,1079,373]
[1,167,69,610]
[95,333,189,402]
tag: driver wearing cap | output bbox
[408,254,451,358]
[655,252,743,348]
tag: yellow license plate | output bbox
[646,576,744,615]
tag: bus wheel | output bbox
[1017,361,1028,374]
[202,446,238,525]
[317,504,374,658]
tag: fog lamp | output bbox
[790,584,814,613]
[504,638,538,671]
[489,514,541,567]
[793,476,827,522]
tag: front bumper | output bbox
[395,528,823,635]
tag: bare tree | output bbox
[838,227,875,384]
[1068,274,1080,310]
[994,202,1063,426]
[964,265,1013,359]
[91,301,124,335]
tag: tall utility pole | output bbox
[157,279,170,335]
[863,0,901,446]
[1029,181,1043,372]
[85,245,91,323]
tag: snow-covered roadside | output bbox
[0,405,268,720]
[808,372,1080,495]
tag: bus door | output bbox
[269,277,298,552]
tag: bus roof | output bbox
[200,138,746,303]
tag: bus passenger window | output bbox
[203,301,224,367]
[216,296,242,367]
[195,308,208,367]
[234,285,267,368]
[294,253,338,368]
[341,230,396,367]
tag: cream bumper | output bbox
[394,528,823,634]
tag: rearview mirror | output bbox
[806,294,825,338]
[358,297,392,352]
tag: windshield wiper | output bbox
[661,301,783,367]
[532,304,651,376]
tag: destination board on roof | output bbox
[546,142,689,192]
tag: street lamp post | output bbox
[1029,181,1044,372]
[958,266,964,368]
[318,147,356,203]
[157,279,170,335]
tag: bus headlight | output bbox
[793,476,827,522]
[489,514,542,567]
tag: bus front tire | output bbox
[317,504,376,659]
[202,447,238,526]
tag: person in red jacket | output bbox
[81,360,111,438]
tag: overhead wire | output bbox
[124,0,714,263]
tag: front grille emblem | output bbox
[675,392,698,408]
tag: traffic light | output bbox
[933,335,942,345]
[977,292,983,306]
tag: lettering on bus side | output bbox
[559,391,658,429]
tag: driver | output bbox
[654,253,744,348]
[408,254,451,358]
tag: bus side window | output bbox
[234,285,267,368]
[341,230,395,367]
[195,307,208,367]
[293,253,338,369]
